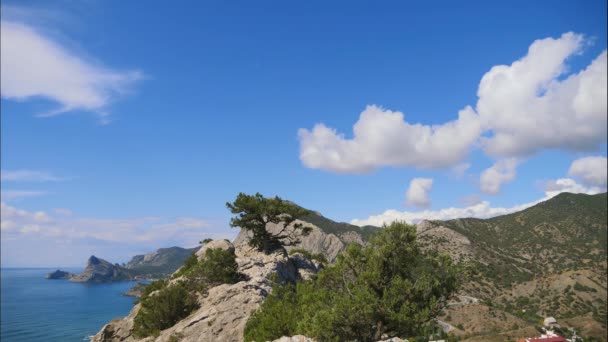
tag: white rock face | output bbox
[195,239,235,260]
[233,220,347,262]
[272,336,317,342]
[92,240,317,342]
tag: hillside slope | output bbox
[419,192,607,340]
[126,246,200,278]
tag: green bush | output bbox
[244,221,464,342]
[288,248,328,264]
[187,248,241,286]
[133,248,241,337]
[133,282,199,337]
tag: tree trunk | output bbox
[374,320,384,341]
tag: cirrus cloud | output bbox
[0,18,143,120]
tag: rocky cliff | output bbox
[71,256,134,283]
[92,239,320,342]
[234,212,379,262]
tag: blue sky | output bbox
[1,0,606,267]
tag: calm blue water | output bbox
[1,268,138,342]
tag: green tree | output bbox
[227,192,313,253]
[245,221,464,341]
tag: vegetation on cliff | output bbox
[244,221,465,341]
[133,247,241,337]
[227,192,314,253]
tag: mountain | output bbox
[125,246,200,278]
[417,192,607,340]
[91,193,607,341]
[70,256,134,283]
[234,210,380,261]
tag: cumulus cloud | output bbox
[478,33,607,157]
[0,19,143,119]
[479,158,520,195]
[451,163,471,179]
[351,178,604,227]
[298,105,481,173]
[405,178,433,208]
[544,177,604,198]
[298,33,607,174]
[1,169,63,182]
[568,156,607,187]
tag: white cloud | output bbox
[351,178,604,227]
[478,33,607,157]
[0,202,236,267]
[543,177,604,198]
[405,178,433,208]
[53,208,72,216]
[298,105,481,173]
[298,33,607,174]
[479,158,519,195]
[460,193,482,206]
[1,169,63,182]
[0,190,46,200]
[0,19,142,119]
[0,204,210,244]
[568,156,607,187]
[451,163,471,179]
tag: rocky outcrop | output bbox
[92,240,320,342]
[234,219,347,262]
[123,283,148,298]
[71,256,134,283]
[272,336,317,342]
[45,269,76,279]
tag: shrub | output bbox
[186,248,240,286]
[244,221,464,342]
[133,248,241,337]
[133,282,199,337]
[288,248,328,264]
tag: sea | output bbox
[1,268,138,342]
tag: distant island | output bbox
[45,269,76,279]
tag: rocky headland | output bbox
[70,256,134,283]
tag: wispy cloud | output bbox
[0,190,46,201]
[1,169,64,182]
[1,202,233,266]
[0,8,143,121]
